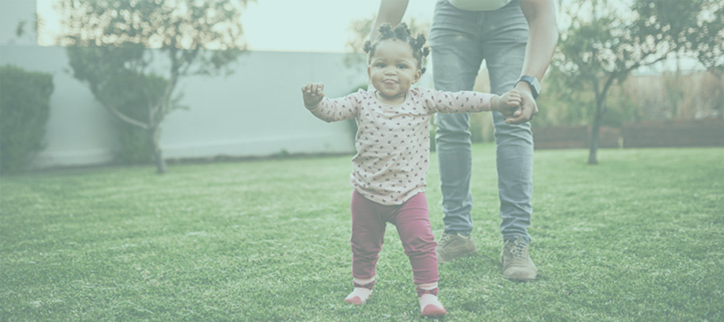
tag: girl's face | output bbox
[367,39,422,105]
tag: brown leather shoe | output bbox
[436,232,477,263]
[501,238,538,281]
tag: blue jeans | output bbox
[429,0,533,243]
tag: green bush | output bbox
[0,65,53,174]
[99,72,170,164]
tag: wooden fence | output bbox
[532,120,724,149]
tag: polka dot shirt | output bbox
[307,87,495,206]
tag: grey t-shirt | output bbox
[448,0,512,11]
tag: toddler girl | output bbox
[301,23,521,317]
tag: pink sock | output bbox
[344,277,375,305]
[417,283,446,316]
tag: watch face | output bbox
[530,78,541,96]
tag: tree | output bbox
[637,0,724,78]
[58,0,253,173]
[553,0,712,164]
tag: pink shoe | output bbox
[417,287,447,317]
[421,303,447,317]
[344,295,365,305]
[344,280,375,306]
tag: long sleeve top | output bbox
[307,87,495,205]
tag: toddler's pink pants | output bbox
[350,190,439,284]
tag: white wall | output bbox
[160,51,365,160]
[0,1,441,170]
[0,0,368,169]
[0,45,366,169]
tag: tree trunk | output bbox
[588,112,601,165]
[148,126,167,174]
[589,80,612,165]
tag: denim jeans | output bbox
[429,0,533,243]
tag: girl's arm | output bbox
[301,83,360,122]
[420,88,521,117]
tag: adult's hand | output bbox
[505,84,538,124]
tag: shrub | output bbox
[0,65,53,174]
[98,72,172,164]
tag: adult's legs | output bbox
[479,1,534,243]
[429,0,485,235]
[480,1,539,281]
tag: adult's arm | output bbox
[508,0,558,124]
[369,0,410,41]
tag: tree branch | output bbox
[106,101,149,130]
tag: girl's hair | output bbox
[364,23,430,74]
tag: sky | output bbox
[36,0,436,53]
[33,0,704,71]
[242,0,435,53]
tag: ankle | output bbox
[345,277,375,305]
[416,283,439,297]
[416,283,446,316]
[354,277,375,289]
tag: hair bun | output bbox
[414,34,426,49]
[363,40,372,54]
[379,23,394,38]
[394,23,410,39]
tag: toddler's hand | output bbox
[493,89,522,117]
[302,82,325,108]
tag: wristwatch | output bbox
[515,75,541,99]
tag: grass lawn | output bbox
[1,144,723,321]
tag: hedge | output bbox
[0,65,54,173]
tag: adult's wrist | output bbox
[515,81,532,93]
[515,75,541,99]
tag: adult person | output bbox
[369,0,558,281]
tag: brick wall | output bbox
[532,120,724,149]
[622,120,724,148]
[533,126,620,149]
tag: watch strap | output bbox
[516,75,540,99]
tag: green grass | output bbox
[2,144,723,321]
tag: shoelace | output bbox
[508,241,528,259]
[439,234,453,245]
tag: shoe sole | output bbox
[502,273,537,282]
[421,304,447,317]
[437,245,477,263]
